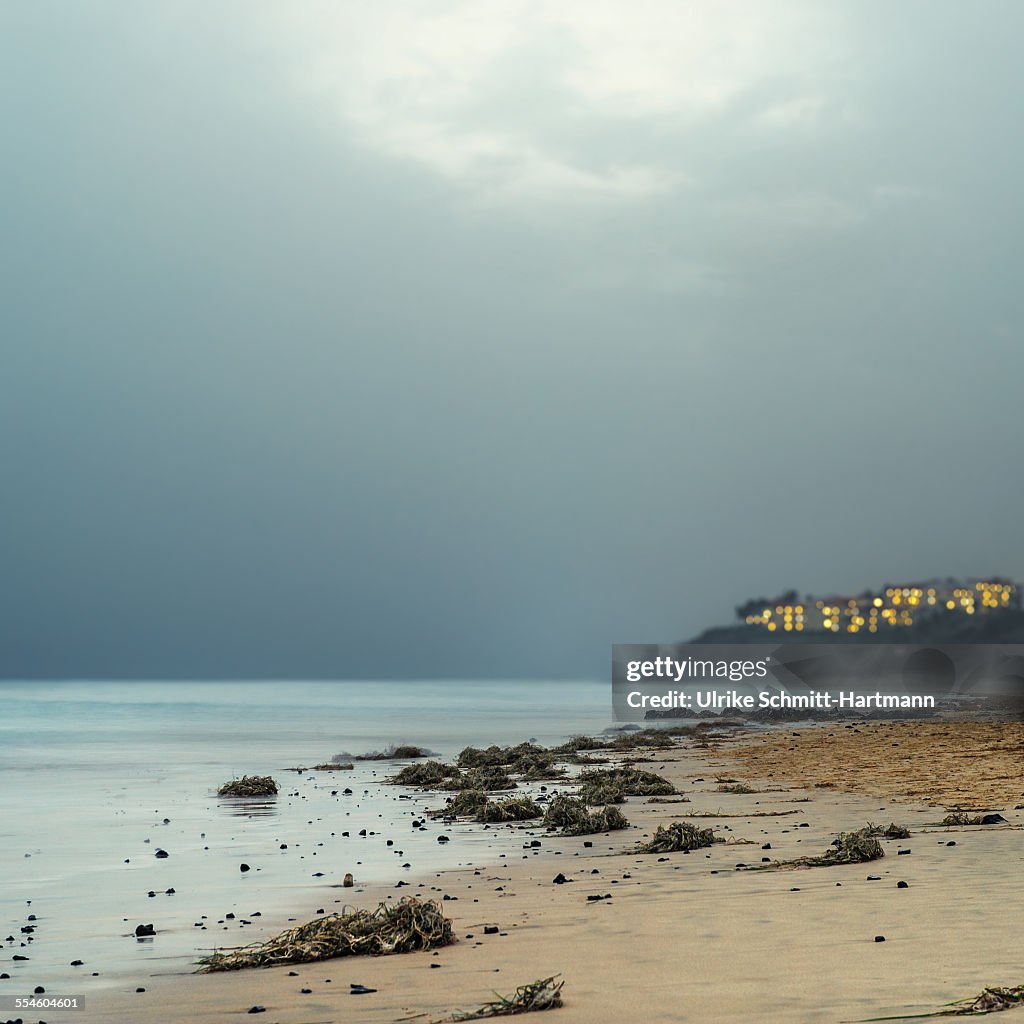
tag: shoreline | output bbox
[56,719,1024,1024]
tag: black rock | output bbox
[247,1006,266,1014]
[897,881,909,889]
[136,987,146,993]
[897,849,911,855]
[874,935,886,942]
[483,925,499,935]
[350,984,377,995]
[552,873,569,884]
[240,863,251,872]
[33,987,44,994]
[134,924,155,937]
[981,814,1007,825]
[70,961,83,967]
[437,835,450,844]
[155,850,169,859]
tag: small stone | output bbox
[874,935,886,942]
[897,881,909,889]
[240,863,251,872]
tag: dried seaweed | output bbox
[389,761,463,788]
[863,821,911,839]
[477,797,543,823]
[432,789,489,818]
[860,984,1024,1019]
[439,766,517,792]
[443,975,564,1021]
[217,776,278,797]
[335,745,435,761]
[196,897,452,972]
[755,826,885,870]
[576,768,676,797]
[636,822,716,853]
[542,795,629,836]
[577,782,625,805]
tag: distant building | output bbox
[738,577,1019,635]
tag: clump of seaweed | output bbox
[445,975,564,1021]
[863,821,911,839]
[717,783,756,794]
[551,735,608,754]
[432,789,489,818]
[477,797,543,823]
[866,984,1024,1018]
[604,729,675,750]
[947,986,1024,1015]
[542,795,629,836]
[577,782,625,806]
[440,766,516,792]
[761,827,888,868]
[217,776,278,798]
[389,761,463,788]
[637,822,715,853]
[458,743,546,769]
[196,897,452,971]
[576,767,676,797]
[943,812,983,826]
[335,744,436,761]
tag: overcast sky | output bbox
[3,1,1022,680]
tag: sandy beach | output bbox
[42,719,1022,1024]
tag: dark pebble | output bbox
[897,881,909,889]
[874,935,886,942]
[240,863,251,872]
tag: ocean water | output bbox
[0,680,609,992]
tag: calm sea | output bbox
[0,679,609,991]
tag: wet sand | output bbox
[40,722,1024,1023]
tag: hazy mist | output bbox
[3,2,1022,679]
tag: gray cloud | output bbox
[2,1,1022,679]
